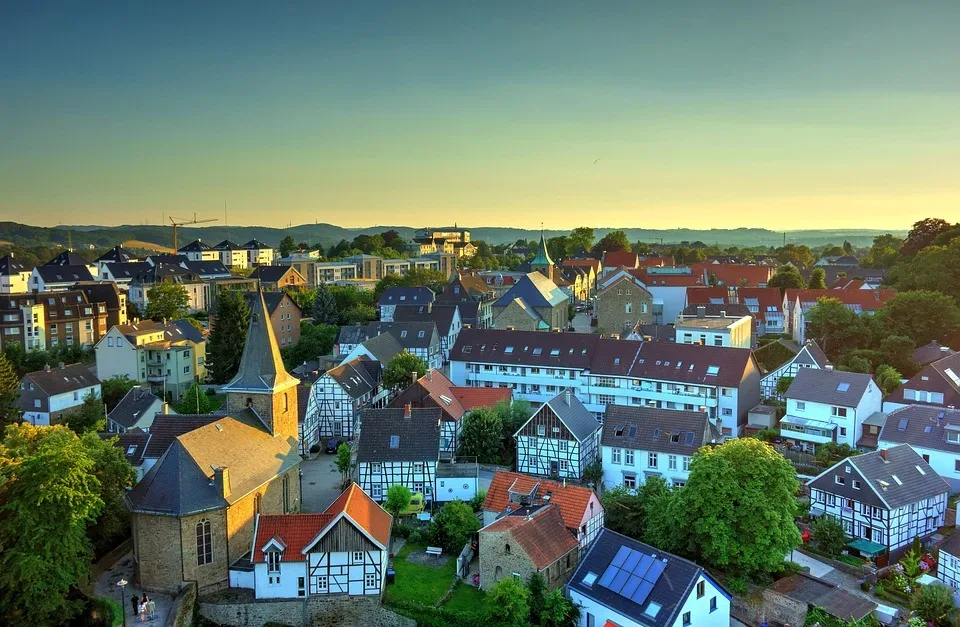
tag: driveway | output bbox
[300,455,345,513]
[789,549,834,578]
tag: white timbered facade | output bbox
[355,406,441,503]
[515,392,601,481]
[807,445,949,556]
[301,358,382,451]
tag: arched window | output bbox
[282,474,290,513]
[254,493,262,518]
[246,397,253,408]
[504,543,511,554]
[196,519,212,565]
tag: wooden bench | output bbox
[426,546,443,557]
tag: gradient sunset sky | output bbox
[2,1,958,230]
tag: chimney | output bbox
[825,364,834,371]
[162,402,170,414]
[880,449,888,462]
[697,306,706,319]
[44,364,51,372]
[213,466,231,498]
[426,370,432,382]
[404,403,412,419]
[411,371,419,385]
[700,406,707,414]
[564,389,572,406]
[720,310,726,319]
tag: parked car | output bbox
[325,438,344,454]
[401,492,425,516]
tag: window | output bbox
[316,575,328,592]
[831,406,848,418]
[624,450,634,465]
[372,484,382,499]
[196,519,212,565]
[353,551,365,564]
[697,580,705,598]
[371,462,382,474]
[414,462,424,473]
[682,456,691,472]
[669,455,678,470]
[611,448,621,464]
[796,401,805,411]
[853,480,861,489]
[682,611,691,626]
[267,550,281,574]
[835,475,845,485]
[625,303,632,313]
[537,424,545,436]
[560,460,569,472]
[282,474,290,513]
[721,407,732,417]
[623,475,637,489]
[648,452,658,468]
[839,426,847,437]
[710,596,718,612]
[365,573,378,589]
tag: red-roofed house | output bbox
[479,503,579,590]
[245,483,391,599]
[785,289,896,343]
[687,287,785,335]
[601,251,639,275]
[482,471,604,549]
[693,263,775,288]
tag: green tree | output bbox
[601,477,672,543]
[100,375,137,412]
[312,282,339,325]
[879,335,918,376]
[591,230,631,258]
[806,297,867,358]
[64,390,106,434]
[335,443,352,487]
[285,286,316,312]
[528,572,547,624]
[874,365,902,395]
[486,577,531,627]
[382,351,428,391]
[432,499,481,553]
[278,235,297,258]
[83,431,137,555]
[810,515,847,556]
[807,267,828,289]
[901,217,952,257]
[569,227,595,255]
[776,244,815,268]
[177,382,212,414]
[862,233,902,268]
[775,376,794,397]
[0,424,104,624]
[882,290,960,347]
[670,438,801,579]
[208,290,250,383]
[340,303,377,325]
[582,460,603,489]
[281,323,337,370]
[843,356,872,374]
[911,582,956,626]
[0,349,20,429]
[384,484,412,519]
[458,407,503,464]
[144,282,190,320]
[540,589,579,627]
[767,265,806,290]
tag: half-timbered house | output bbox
[515,391,601,480]
[759,339,831,399]
[247,484,391,599]
[808,445,949,559]
[935,532,960,599]
[301,357,382,450]
[355,405,441,503]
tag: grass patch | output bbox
[385,543,457,606]
[441,582,486,613]
[207,393,226,411]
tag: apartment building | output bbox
[0,255,32,294]
[0,290,107,350]
[242,239,274,266]
[212,240,250,269]
[177,240,219,262]
[673,311,753,349]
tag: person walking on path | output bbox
[130,593,140,617]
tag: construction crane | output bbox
[169,213,218,251]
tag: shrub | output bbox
[408,528,426,545]
[309,443,321,454]
[911,582,956,626]
[469,489,487,513]
[205,387,216,396]
[726,576,748,595]
[392,523,414,539]
[810,515,847,556]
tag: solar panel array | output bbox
[597,545,667,607]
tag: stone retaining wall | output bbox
[168,581,196,627]
[198,594,414,627]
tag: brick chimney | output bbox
[404,403,412,419]
[697,306,706,319]
[411,371,419,385]
[564,389,572,406]
[880,449,888,462]
[213,466,231,498]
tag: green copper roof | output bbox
[531,232,553,266]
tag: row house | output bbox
[378,286,435,322]
[808,445,948,559]
[0,289,109,351]
[758,339,831,400]
[673,310,753,349]
[436,275,495,328]
[242,239,275,266]
[625,266,703,323]
[601,405,721,491]
[780,369,882,452]
[595,273,653,335]
[30,264,95,291]
[448,328,761,436]
[883,351,960,412]
[691,262,774,288]
[878,405,960,491]
[301,357,382,450]
[213,240,250,269]
[99,261,152,285]
[783,289,896,343]
[393,304,462,362]
[355,405,441,503]
[18,363,102,426]
[686,286,785,336]
[106,386,169,434]
[0,255,33,293]
[515,391,601,481]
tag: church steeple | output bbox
[221,290,300,439]
[531,225,554,280]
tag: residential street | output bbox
[300,455,345,513]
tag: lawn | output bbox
[207,393,226,411]
[384,542,457,606]
[441,582,486,613]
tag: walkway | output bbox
[789,549,834,578]
[94,551,173,625]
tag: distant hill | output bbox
[0,220,906,252]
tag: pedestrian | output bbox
[130,593,139,617]
[146,599,156,620]
[139,597,147,622]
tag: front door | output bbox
[550,460,559,477]
[334,421,343,437]
[864,526,873,541]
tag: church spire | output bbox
[531,224,553,268]
[222,290,298,394]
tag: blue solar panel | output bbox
[621,575,643,598]
[631,580,655,606]
[611,546,631,568]
[646,559,667,583]
[633,554,654,579]
[610,569,631,594]
[622,549,641,573]
[598,565,618,588]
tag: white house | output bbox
[355,405,440,503]
[759,339,831,400]
[17,363,101,426]
[177,240,219,262]
[784,289,895,344]
[378,287,435,322]
[244,484,391,599]
[301,357,381,451]
[808,445,949,557]
[673,312,753,349]
[935,533,960,602]
[567,528,730,627]
[601,405,721,491]
[213,240,250,270]
[242,240,274,266]
[515,391,601,481]
[780,369,883,452]
[30,265,95,292]
[878,405,960,491]
[106,386,170,433]
[0,255,33,294]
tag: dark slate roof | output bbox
[355,407,441,462]
[393,304,459,336]
[680,304,752,318]
[21,363,100,397]
[879,406,960,455]
[181,260,230,275]
[126,439,227,516]
[144,413,221,459]
[214,239,239,250]
[104,261,152,279]
[34,264,94,283]
[914,341,956,367]
[634,324,675,342]
[108,386,165,429]
[358,333,405,364]
[132,262,189,282]
[569,528,708,627]
[221,291,299,395]
[147,254,183,265]
[886,352,960,408]
[0,255,29,274]
[379,287,435,306]
[242,239,270,249]
[366,322,439,351]
[494,272,568,309]
[248,265,298,283]
[76,281,125,309]
[45,250,89,266]
[808,444,949,510]
[785,368,875,407]
[325,357,378,399]
[795,340,830,368]
[164,319,206,344]
[336,325,369,347]
[602,405,721,454]
[96,245,136,264]
[533,392,600,443]
[102,430,151,466]
[178,240,212,253]
[243,291,298,316]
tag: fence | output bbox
[779,449,816,467]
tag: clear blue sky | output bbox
[1,1,958,229]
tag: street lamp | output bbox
[117,579,128,627]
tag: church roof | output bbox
[221,290,299,395]
[531,232,553,267]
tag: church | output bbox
[126,291,303,593]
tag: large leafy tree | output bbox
[208,290,250,383]
[312,282,338,325]
[335,443,352,487]
[540,588,580,627]
[767,264,806,290]
[64,390,106,434]
[458,407,503,464]
[912,582,956,626]
[145,282,190,320]
[810,515,847,556]
[486,577,531,627]
[591,230,630,258]
[901,217,952,257]
[878,335,918,377]
[776,244,814,268]
[83,431,137,556]
[805,297,867,358]
[890,239,960,303]
[0,349,20,429]
[601,477,672,543]
[100,375,137,412]
[569,227,595,255]
[382,351,428,391]
[177,382,212,414]
[0,424,104,624]
[807,267,827,289]
[278,235,297,258]
[882,290,960,347]
[874,365,902,395]
[431,500,481,553]
[281,323,337,370]
[862,233,902,268]
[669,438,801,579]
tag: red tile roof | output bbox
[416,370,466,420]
[483,504,579,569]
[786,288,896,311]
[738,287,785,323]
[636,256,674,269]
[452,387,512,411]
[693,263,774,288]
[685,287,729,304]
[325,482,392,548]
[561,259,601,273]
[602,252,639,268]
[483,471,597,531]
[629,268,706,286]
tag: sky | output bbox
[1,1,959,231]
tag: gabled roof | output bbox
[684,287,729,304]
[494,272,568,309]
[355,407,441,462]
[96,245,137,264]
[394,304,459,336]
[33,264,95,283]
[796,340,830,368]
[103,261,152,279]
[213,239,239,250]
[452,387,512,411]
[482,504,577,569]
[786,289,896,312]
[103,430,151,466]
[522,392,600,443]
[249,265,302,283]
[569,528,711,627]
[45,250,89,266]
[324,357,378,399]
[221,291,299,396]
[754,339,801,373]
[366,321,439,350]
[879,406,960,455]
[336,325,368,347]
[108,386,166,429]
[126,439,226,515]
[322,482,392,548]
[20,363,100,397]
[914,341,956,367]
[164,319,206,344]
[596,273,650,298]
[379,287,435,306]
[443,275,493,298]
[808,444,948,510]
[178,240,212,253]
[482,471,599,530]
[692,263,774,288]
[679,304,752,319]
[143,413,221,459]
[243,291,300,317]
[0,254,29,275]
[602,252,639,268]
[242,239,270,249]
[885,352,960,408]
[357,332,405,364]
[785,368,875,407]
[601,405,720,454]
[181,260,230,275]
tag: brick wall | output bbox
[596,287,653,334]
[133,513,187,593]
[225,468,301,566]
[226,386,299,441]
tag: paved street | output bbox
[300,455,345,513]
[571,312,593,333]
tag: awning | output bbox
[847,538,886,556]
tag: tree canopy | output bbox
[591,230,630,258]
[384,484,412,518]
[100,375,137,412]
[805,297,867,358]
[312,282,338,325]
[382,351,428,391]
[486,577,531,627]
[431,500,481,553]
[0,349,20,429]
[281,322,337,370]
[807,267,827,289]
[145,282,190,320]
[177,382,212,414]
[767,264,806,290]
[64,390,106,434]
[208,290,250,383]
[881,290,960,347]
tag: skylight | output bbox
[389,435,400,448]
[504,346,514,353]
[892,475,903,486]
[916,466,926,476]
[836,382,851,392]
[706,366,719,375]
[550,349,560,356]
[583,572,598,587]
[644,601,662,618]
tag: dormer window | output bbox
[267,550,281,573]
